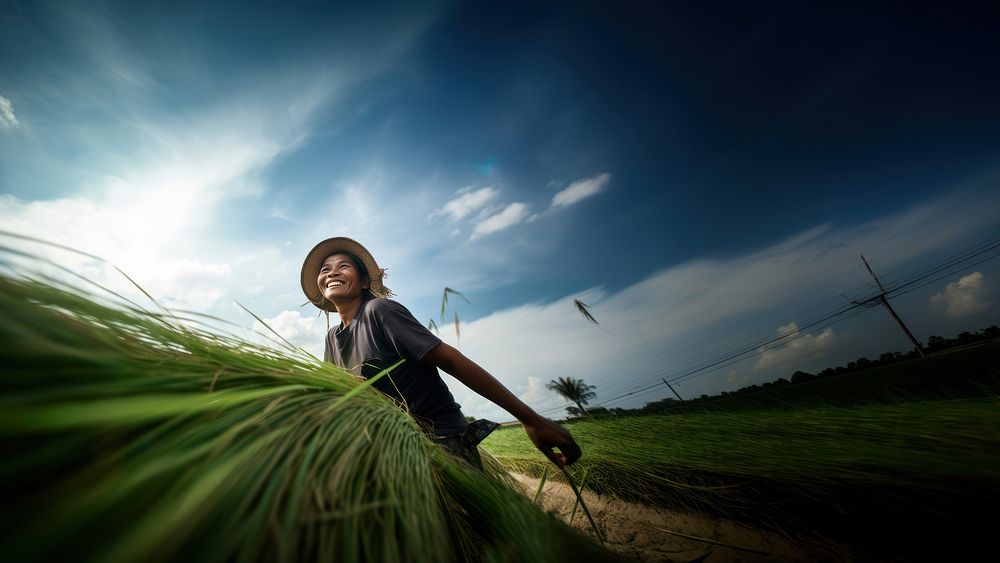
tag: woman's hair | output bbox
[341,251,375,300]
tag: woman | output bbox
[301,237,581,469]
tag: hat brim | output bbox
[301,237,391,312]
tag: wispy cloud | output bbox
[432,172,611,240]
[430,173,610,242]
[438,186,498,221]
[471,202,530,239]
[931,271,993,318]
[550,172,610,209]
[0,95,17,129]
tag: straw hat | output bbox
[300,237,392,311]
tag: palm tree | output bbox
[546,377,597,416]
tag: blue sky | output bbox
[2,0,999,420]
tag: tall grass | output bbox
[0,266,621,562]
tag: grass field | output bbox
[483,371,1000,560]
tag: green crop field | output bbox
[483,391,1000,560]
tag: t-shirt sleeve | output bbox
[370,299,442,361]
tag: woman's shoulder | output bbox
[363,298,427,327]
[363,297,408,316]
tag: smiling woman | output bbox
[319,253,384,304]
[300,236,583,471]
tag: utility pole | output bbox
[663,378,685,402]
[860,255,926,358]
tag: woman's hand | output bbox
[522,416,582,467]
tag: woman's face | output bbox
[318,253,369,303]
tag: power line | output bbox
[668,242,1000,388]
[536,236,1000,416]
[885,238,1000,297]
[585,269,878,400]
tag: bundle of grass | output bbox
[0,264,622,563]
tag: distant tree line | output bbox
[766,325,1000,387]
[634,325,1000,414]
[562,325,1000,419]
[925,326,999,351]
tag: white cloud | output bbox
[516,376,550,405]
[430,173,608,243]
[725,370,747,386]
[776,321,800,337]
[0,195,240,312]
[0,96,17,129]
[136,259,232,311]
[931,272,993,318]
[438,186,498,221]
[470,202,530,239]
[754,323,835,372]
[253,309,329,358]
[0,78,330,314]
[550,172,610,209]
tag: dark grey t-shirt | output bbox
[323,298,469,437]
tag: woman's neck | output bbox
[334,297,365,328]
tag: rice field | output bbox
[0,269,623,563]
[483,394,1000,560]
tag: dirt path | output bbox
[512,474,855,562]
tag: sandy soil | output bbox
[512,474,859,563]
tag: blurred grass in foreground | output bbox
[0,263,622,563]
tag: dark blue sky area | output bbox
[370,1,1000,292]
